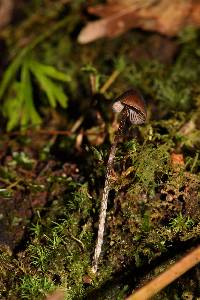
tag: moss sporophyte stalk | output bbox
[92,88,147,274]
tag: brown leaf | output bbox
[88,3,126,18]
[78,0,200,44]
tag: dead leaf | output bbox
[78,0,200,44]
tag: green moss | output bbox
[19,275,55,300]
[169,213,194,233]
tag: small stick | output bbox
[92,88,147,274]
[126,245,200,300]
[100,70,120,94]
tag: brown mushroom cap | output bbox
[116,88,147,118]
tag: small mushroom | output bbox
[92,88,147,274]
[112,88,147,125]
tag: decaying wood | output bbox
[78,0,200,44]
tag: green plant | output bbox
[11,151,35,169]
[30,245,49,271]
[19,275,55,299]
[44,232,63,250]
[2,55,70,131]
[169,213,194,233]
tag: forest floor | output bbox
[0,1,200,299]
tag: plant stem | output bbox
[92,109,127,274]
[100,70,120,94]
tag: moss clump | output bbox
[19,275,55,300]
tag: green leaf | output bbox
[3,55,69,131]
[3,82,22,131]
[51,84,68,108]
[30,60,68,108]
[34,63,71,82]
[20,61,42,127]
[3,61,42,131]
[31,70,57,107]
[0,53,24,99]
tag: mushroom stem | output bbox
[92,109,127,274]
[92,88,147,273]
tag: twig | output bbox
[126,245,200,300]
[70,116,84,133]
[100,70,120,94]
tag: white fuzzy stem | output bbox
[92,140,118,273]
[92,109,127,274]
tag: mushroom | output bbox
[113,88,147,125]
[92,88,147,274]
